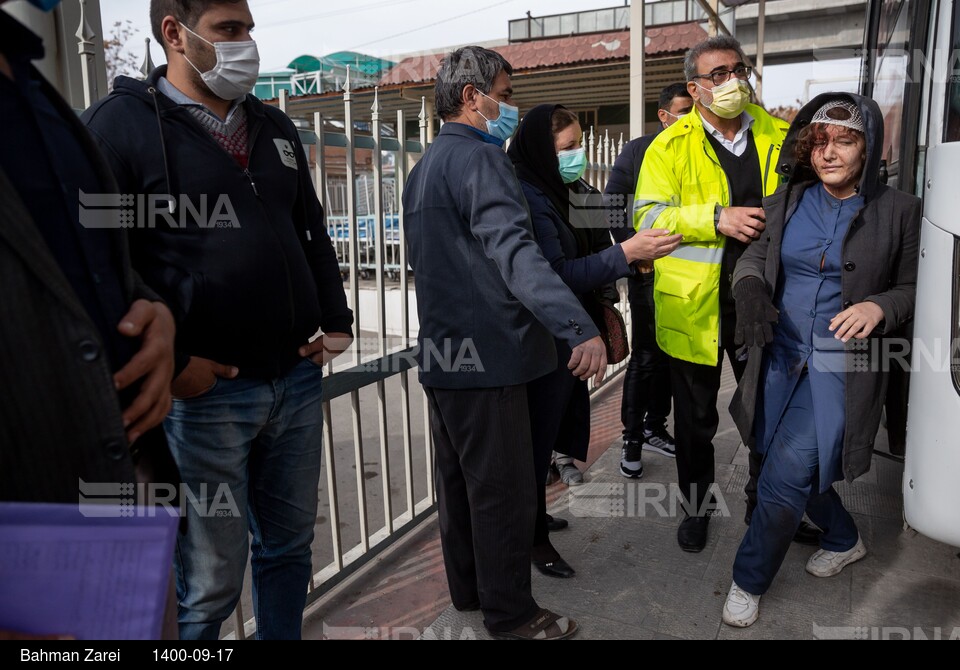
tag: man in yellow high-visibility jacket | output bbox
[634,36,792,553]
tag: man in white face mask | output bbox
[83,0,353,641]
[633,37,821,555]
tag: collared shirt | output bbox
[0,11,135,373]
[157,77,250,167]
[445,121,506,148]
[700,111,755,157]
[157,76,243,123]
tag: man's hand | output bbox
[718,207,766,244]
[113,300,175,445]
[299,332,354,367]
[621,229,684,263]
[171,357,238,402]
[830,301,885,343]
[568,336,607,385]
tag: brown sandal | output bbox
[490,608,579,640]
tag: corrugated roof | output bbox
[379,22,707,87]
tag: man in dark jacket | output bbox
[83,0,353,640]
[1,0,177,637]
[606,83,692,479]
[404,46,606,640]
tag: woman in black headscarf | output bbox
[508,104,682,578]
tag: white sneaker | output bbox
[805,536,867,578]
[722,582,760,628]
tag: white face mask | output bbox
[180,23,260,101]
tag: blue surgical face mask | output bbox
[26,0,62,10]
[558,148,587,184]
[476,90,519,143]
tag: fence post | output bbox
[602,129,611,191]
[371,88,395,534]
[396,107,416,520]
[76,0,97,108]
[587,126,596,189]
[139,37,155,79]
[314,113,326,207]
[342,66,370,550]
[418,96,435,503]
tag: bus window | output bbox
[872,0,914,170]
[946,3,960,142]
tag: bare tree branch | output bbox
[103,20,142,91]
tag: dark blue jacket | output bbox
[605,133,657,244]
[82,67,352,379]
[520,180,629,296]
[403,123,599,389]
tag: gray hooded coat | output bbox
[729,92,922,483]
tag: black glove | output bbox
[733,276,779,347]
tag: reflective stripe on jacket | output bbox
[633,104,789,365]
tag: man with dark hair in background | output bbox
[404,45,608,640]
[83,0,353,640]
[606,83,693,481]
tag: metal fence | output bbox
[225,74,633,639]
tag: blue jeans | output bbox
[732,372,859,595]
[164,359,325,640]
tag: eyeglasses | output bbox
[693,65,753,87]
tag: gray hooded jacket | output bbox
[729,92,922,482]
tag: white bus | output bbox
[862,0,960,548]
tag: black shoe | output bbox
[454,601,481,612]
[532,555,576,578]
[792,521,823,547]
[619,440,644,478]
[546,514,569,532]
[677,515,709,553]
[642,427,676,458]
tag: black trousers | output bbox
[621,273,672,439]
[527,356,589,549]
[669,310,761,515]
[425,385,540,632]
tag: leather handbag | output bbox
[591,299,630,365]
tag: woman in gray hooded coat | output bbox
[721,93,922,627]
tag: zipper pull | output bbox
[244,169,260,197]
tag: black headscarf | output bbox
[508,103,573,226]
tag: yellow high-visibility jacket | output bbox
[633,104,789,366]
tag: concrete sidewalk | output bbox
[305,368,960,640]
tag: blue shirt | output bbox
[774,184,863,362]
[758,183,864,490]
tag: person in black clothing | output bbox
[606,83,692,479]
[509,105,681,579]
[83,0,353,640]
[0,0,178,638]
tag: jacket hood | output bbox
[111,65,265,117]
[776,92,885,202]
[105,65,266,205]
